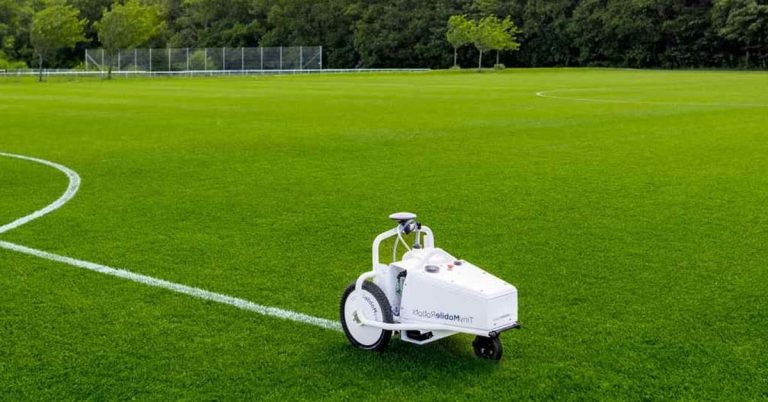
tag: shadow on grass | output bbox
[320,331,521,372]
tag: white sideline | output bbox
[535,89,768,108]
[0,152,341,332]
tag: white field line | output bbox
[535,88,768,108]
[0,152,341,332]
[0,240,341,331]
[0,152,81,234]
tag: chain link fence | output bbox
[85,46,322,74]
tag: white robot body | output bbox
[392,249,518,333]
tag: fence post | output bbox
[222,47,226,71]
[279,46,283,70]
[186,48,190,71]
[117,50,121,72]
[260,47,263,70]
[241,47,245,71]
[84,49,88,71]
[320,46,323,70]
[101,50,104,72]
[168,48,171,71]
[149,48,152,73]
[300,46,303,70]
[134,49,137,71]
[204,48,207,71]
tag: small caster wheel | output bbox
[340,281,393,351]
[472,335,503,361]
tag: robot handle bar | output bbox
[371,225,434,269]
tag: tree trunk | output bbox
[746,48,750,69]
[478,51,483,71]
[38,55,43,82]
[107,50,116,79]
[496,50,500,66]
[746,40,751,69]
[453,47,458,67]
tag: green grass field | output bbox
[1,69,767,400]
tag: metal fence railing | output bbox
[84,46,323,73]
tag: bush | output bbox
[188,49,219,70]
[0,53,28,70]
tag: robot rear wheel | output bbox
[340,281,393,351]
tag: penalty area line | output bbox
[0,240,342,332]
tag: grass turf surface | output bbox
[1,69,767,399]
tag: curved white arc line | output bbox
[0,152,81,234]
[0,152,341,332]
[0,240,342,332]
[535,89,768,108]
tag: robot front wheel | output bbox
[472,335,503,361]
[340,281,505,360]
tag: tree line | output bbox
[1,0,767,72]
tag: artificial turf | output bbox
[0,69,766,400]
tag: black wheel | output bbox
[473,336,503,361]
[340,281,393,351]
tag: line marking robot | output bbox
[340,212,519,360]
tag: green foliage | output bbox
[30,0,85,79]
[0,51,28,69]
[470,0,503,18]
[470,17,495,56]
[490,16,521,52]
[95,0,164,52]
[446,15,472,67]
[446,15,473,49]
[569,0,667,68]
[94,0,164,77]
[168,0,261,48]
[257,0,356,68]
[351,0,462,68]
[0,0,33,62]
[2,0,768,70]
[187,48,218,69]
[468,15,520,69]
[712,0,768,67]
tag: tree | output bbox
[470,15,516,70]
[0,0,34,68]
[351,0,463,68]
[1,0,765,72]
[569,0,667,68]
[169,0,261,48]
[446,15,472,68]
[470,0,502,18]
[94,0,164,78]
[489,16,521,67]
[257,0,357,69]
[30,0,85,81]
[712,0,768,68]
[512,0,579,67]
